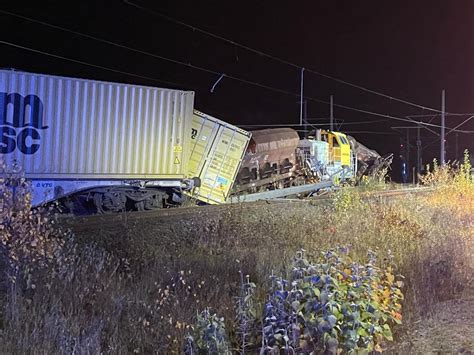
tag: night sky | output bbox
[1,0,473,179]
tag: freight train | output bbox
[0,69,388,213]
[232,128,356,193]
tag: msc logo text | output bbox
[0,92,48,154]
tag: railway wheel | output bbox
[93,191,127,214]
[143,192,165,210]
[261,163,273,179]
[280,159,293,173]
[126,190,167,211]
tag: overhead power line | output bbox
[0,36,468,132]
[0,40,200,90]
[123,0,453,114]
[407,113,474,118]
[446,115,474,135]
[240,122,338,128]
[0,10,316,97]
[343,131,399,135]
[0,40,439,127]
[338,119,389,125]
[2,10,473,132]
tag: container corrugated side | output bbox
[186,110,250,204]
[0,70,194,179]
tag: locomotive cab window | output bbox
[332,137,340,147]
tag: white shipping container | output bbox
[0,70,194,180]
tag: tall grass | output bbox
[0,155,472,353]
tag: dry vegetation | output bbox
[0,154,473,353]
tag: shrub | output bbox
[185,248,404,354]
[0,161,75,325]
[261,249,403,354]
[235,271,259,354]
[184,308,231,354]
[1,156,472,353]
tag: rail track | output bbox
[60,186,436,233]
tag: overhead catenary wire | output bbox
[251,126,399,135]
[2,10,474,132]
[396,114,474,135]
[404,114,440,137]
[342,131,399,135]
[406,113,474,118]
[1,37,471,133]
[338,119,389,125]
[403,110,474,141]
[3,7,469,123]
[0,40,320,132]
[446,115,474,135]
[303,118,391,126]
[241,119,389,126]
[0,10,322,99]
[123,0,459,114]
[0,40,197,90]
[239,123,336,128]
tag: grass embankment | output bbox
[0,157,473,353]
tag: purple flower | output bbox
[338,246,349,254]
[311,275,321,284]
[274,290,288,300]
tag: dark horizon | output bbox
[1,0,473,180]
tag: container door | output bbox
[185,110,250,204]
[187,114,220,179]
[196,126,250,204]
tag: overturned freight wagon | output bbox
[0,69,196,212]
[185,110,251,204]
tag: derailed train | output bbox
[230,127,392,199]
[234,128,354,192]
[0,69,390,213]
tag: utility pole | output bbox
[303,100,308,138]
[330,95,334,131]
[300,68,305,126]
[406,128,410,181]
[417,126,422,180]
[441,89,446,165]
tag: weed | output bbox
[0,155,472,353]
